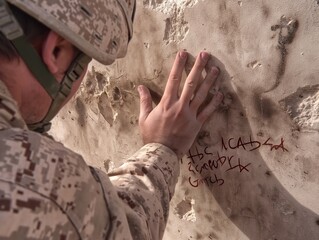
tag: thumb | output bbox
[138,85,153,122]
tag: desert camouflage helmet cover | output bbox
[6,0,136,65]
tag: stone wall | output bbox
[51,0,319,239]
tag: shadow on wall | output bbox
[185,54,319,239]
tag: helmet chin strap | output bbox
[0,1,92,133]
[27,53,92,133]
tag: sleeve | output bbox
[0,127,179,240]
[93,143,180,240]
[0,181,79,240]
[0,128,112,240]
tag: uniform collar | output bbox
[0,80,28,130]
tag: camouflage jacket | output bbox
[0,80,180,240]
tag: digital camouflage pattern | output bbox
[7,0,136,64]
[0,80,180,239]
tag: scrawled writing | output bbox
[184,135,288,188]
[221,136,288,152]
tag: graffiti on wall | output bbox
[184,135,289,188]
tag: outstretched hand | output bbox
[137,51,223,159]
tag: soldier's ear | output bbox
[42,30,75,79]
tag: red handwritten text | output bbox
[221,135,288,152]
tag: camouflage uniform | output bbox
[0,80,180,240]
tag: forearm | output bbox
[107,143,180,239]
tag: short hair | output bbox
[0,3,50,61]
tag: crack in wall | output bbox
[267,15,299,93]
[174,198,197,222]
[280,85,319,132]
[143,0,199,14]
[163,6,189,45]
[143,0,200,44]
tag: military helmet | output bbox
[0,0,136,133]
[6,0,136,65]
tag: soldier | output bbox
[0,0,223,239]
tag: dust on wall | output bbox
[51,0,319,239]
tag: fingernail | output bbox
[211,66,220,76]
[201,52,209,61]
[179,51,188,59]
[137,85,143,93]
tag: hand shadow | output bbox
[181,54,319,240]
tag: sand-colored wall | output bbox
[51,0,319,239]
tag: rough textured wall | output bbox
[51,0,319,239]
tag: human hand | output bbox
[137,51,223,159]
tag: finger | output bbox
[180,52,210,103]
[212,68,221,92]
[197,92,224,123]
[190,66,220,111]
[163,51,188,102]
[148,88,162,105]
[138,85,153,123]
